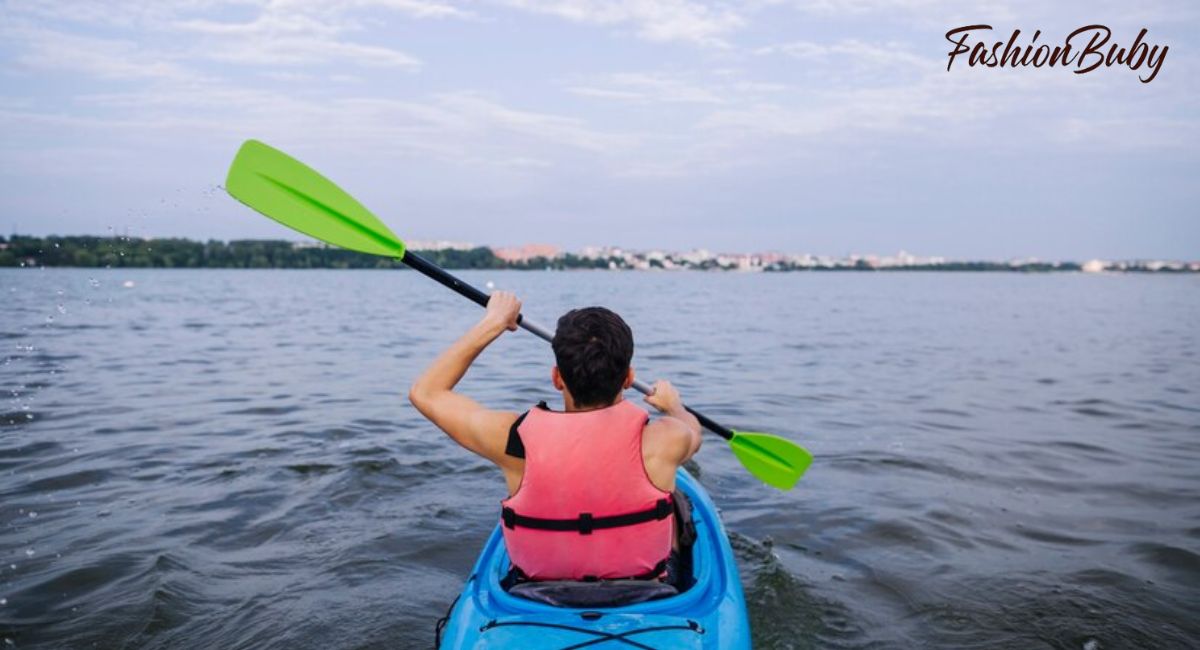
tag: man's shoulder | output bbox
[642,414,691,453]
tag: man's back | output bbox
[500,399,674,580]
[408,294,702,580]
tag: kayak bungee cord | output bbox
[477,619,705,650]
[433,593,461,647]
[428,470,748,648]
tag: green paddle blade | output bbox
[729,431,813,490]
[225,139,406,258]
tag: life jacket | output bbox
[500,399,674,581]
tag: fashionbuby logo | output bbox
[945,25,1168,83]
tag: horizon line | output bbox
[3,232,1198,265]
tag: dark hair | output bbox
[552,307,634,407]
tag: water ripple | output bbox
[1,269,1198,649]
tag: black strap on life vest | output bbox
[504,401,550,459]
[502,496,673,535]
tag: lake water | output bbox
[1,268,1198,649]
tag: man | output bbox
[409,291,702,582]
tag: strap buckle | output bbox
[501,507,516,529]
[578,512,594,535]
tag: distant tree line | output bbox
[3,235,1184,273]
[0,236,629,270]
[0,235,505,269]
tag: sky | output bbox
[0,0,1197,260]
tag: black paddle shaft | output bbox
[401,250,493,310]
[399,249,735,441]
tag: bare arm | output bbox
[644,380,702,464]
[408,292,522,467]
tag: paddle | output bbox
[225,139,812,490]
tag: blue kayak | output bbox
[436,468,751,649]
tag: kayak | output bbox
[436,468,752,649]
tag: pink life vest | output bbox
[500,399,674,581]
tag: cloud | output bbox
[344,0,473,19]
[432,92,637,153]
[567,72,728,104]
[7,0,474,27]
[4,25,190,80]
[3,0,468,75]
[496,0,744,46]
[175,6,424,68]
[1,70,635,172]
[754,39,932,70]
[760,0,1019,24]
[1,0,1196,257]
[196,33,423,67]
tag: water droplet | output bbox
[0,597,6,605]
[88,278,100,288]
[24,549,34,557]
[28,512,37,519]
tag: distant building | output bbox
[1081,259,1106,273]
[492,243,561,262]
[406,240,476,251]
[676,249,710,266]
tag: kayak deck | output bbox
[437,468,751,649]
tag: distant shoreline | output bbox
[2,235,1195,274]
